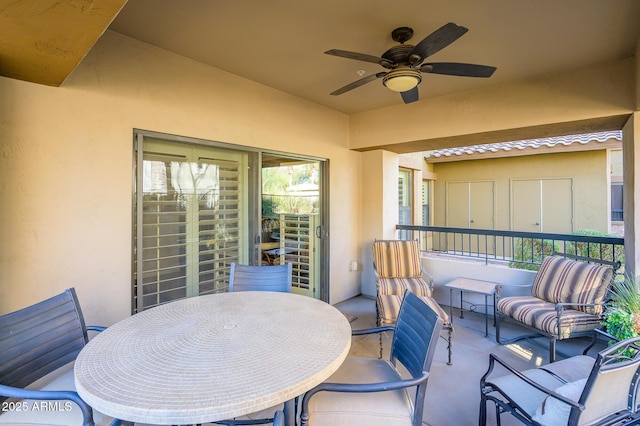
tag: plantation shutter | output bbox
[279,213,319,298]
[134,140,246,312]
[196,152,242,297]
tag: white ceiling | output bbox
[108,0,640,115]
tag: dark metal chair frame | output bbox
[0,288,107,426]
[299,291,444,426]
[480,329,640,426]
[495,252,621,363]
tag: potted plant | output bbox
[602,275,640,341]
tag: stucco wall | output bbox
[359,150,400,297]
[0,31,362,324]
[431,150,610,233]
[350,58,635,152]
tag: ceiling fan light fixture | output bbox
[382,68,422,92]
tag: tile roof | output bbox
[425,130,622,160]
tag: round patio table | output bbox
[74,291,351,425]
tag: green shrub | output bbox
[564,229,625,266]
[509,238,559,271]
[509,229,624,272]
[603,275,640,359]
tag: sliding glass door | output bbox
[260,155,324,299]
[133,131,328,313]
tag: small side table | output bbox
[444,278,500,337]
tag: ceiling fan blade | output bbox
[400,86,419,104]
[330,72,386,96]
[421,62,497,77]
[408,22,468,64]
[325,49,385,65]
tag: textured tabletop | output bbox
[444,277,499,295]
[74,292,351,424]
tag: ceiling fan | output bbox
[325,22,497,104]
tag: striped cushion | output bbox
[373,240,422,278]
[531,256,614,315]
[377,277,432,297]
[497,296,601,339]
[378,294,449,326]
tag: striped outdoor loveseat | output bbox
[495,255,618,362]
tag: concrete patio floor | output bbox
[333,295,607,426]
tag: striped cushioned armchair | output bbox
[496,255,617,362]
[373,239,453,365]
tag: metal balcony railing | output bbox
[396,225,625,271]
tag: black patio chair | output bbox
[480,329,640,425]
[299,290,444,426]
[217,263,292,426]
[0,288,114,426]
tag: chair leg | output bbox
[375,301,381,359]
[495,312,545,348]
[495,403,502,426]
[478,394,487,426]
[446,324,453,365]
[549,338,557,363]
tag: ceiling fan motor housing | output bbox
[381,44,415,68]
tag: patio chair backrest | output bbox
[0,288,89,401]
[569,337,640,425]
[229,262,293,292]
[373,240,422,279]
[531,255,615,315]
[531,336,640,425]
[389,291,444,425]
[391,291,443,380]
[272,410,284,426]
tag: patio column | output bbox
[622,38,640,279]
[623,112,640,278]
[360,149,399,297]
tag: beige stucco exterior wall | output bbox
[359,150,399,297]
[350,58,635,152]
[431,150,610,233]
[0,31,363,324]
